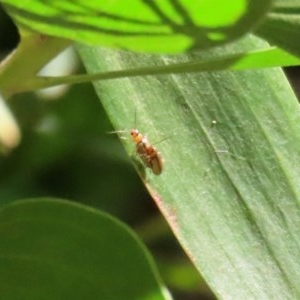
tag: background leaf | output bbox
[1,0,272,53]
[0,199,170,300]
[255,0,300,57]
[77,34,300,299]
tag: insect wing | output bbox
[136,140,151,168]
[149,152,163,175]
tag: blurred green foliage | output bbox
[0,81,212,299]
[2,82,147,219]
[0,4,214,298]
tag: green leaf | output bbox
[0,199,170,300]
[1,0,272,53]
[255,0,300,58]
[7,44,300,96]
[77,35,300,299]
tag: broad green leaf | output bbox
[77,35,300,299]
[1,0,272,53]
[0,199,170,300]
[255,0,300,58]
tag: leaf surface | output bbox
[256,0,300,57]
[77,34,300,299]
[2,0,272,52]
[0,199,169,300]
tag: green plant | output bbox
[1,1,300,299]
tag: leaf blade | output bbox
[255,0,300,57]
[2,0,272,53]
[77,35,300,299]
[0,199,170,300]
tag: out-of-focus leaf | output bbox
[0,33,71,98]
[255,0,300,58]
[0,199,170,300]
[2,0,272,53]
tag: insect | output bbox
[130,128,163,175]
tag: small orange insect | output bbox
[130,129,163,175]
